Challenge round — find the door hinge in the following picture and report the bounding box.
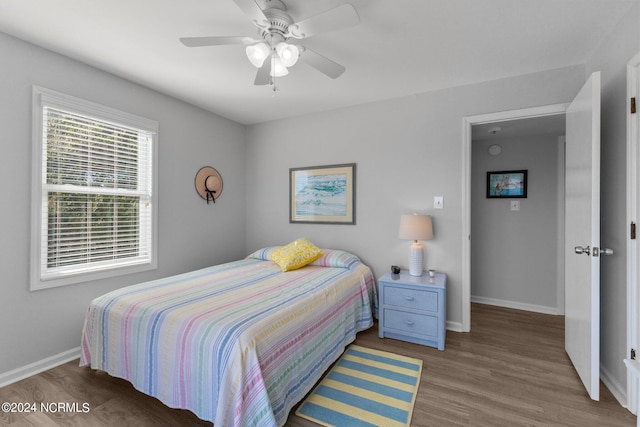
[632,222,637,240]
[632,348,637,360]
[632,97,637,114]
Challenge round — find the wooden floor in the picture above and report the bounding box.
[0,304,636,426]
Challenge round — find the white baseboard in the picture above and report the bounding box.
[446,320,464,333]
[0,347,80,388]
[471,295,560,315]
[601,364,628,408]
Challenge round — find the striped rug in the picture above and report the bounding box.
[295,344,422,427]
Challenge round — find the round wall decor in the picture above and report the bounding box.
[195,166,223,203]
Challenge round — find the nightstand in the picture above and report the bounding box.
[378,270,446,350]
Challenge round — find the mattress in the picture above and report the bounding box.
[79,249,376,426]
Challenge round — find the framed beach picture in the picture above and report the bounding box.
[290,163,356,224]
[487,170,528,198]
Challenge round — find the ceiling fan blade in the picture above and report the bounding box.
[254,56,272,85]
[299,47,345,79]
[232,0,269,28]
[287,4,359,39]
[179,36,257,47]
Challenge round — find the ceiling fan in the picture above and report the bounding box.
[179,0,359,86]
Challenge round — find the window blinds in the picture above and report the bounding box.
[41,107,153,279]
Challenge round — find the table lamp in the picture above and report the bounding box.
[399,213,433,276]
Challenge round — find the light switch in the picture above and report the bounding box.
[510,200,520,211]
[434,196,444,209]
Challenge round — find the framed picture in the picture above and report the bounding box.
[290,163,356,224]
[487,170,528,198]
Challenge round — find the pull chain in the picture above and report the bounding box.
[270,54,278,95]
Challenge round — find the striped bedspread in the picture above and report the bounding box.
[79,254,376,427]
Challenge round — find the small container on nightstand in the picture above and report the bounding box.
[378,270,446,350]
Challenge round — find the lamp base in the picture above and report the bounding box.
[408,241,424,276]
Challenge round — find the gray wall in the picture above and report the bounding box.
[586,3,640,398]
[0,32,247,374]
[245,65,585,331]
[471,135,562,313]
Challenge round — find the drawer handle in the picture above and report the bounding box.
[405,320,414,326]
[404,296,415,301]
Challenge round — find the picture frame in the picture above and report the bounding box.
[290,163,356,224]
[487,170,528,198]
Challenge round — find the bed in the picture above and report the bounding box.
[79,246,377,427]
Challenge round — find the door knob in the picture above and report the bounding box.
[574,246,614,256]
[574,245,590,255]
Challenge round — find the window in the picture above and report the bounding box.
[31,87,157,290]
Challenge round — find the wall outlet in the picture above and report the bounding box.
[510,200,520,211]
[434,196,444,209]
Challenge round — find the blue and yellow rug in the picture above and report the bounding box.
[295,344,423,427]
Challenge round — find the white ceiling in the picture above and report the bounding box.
[472,114,567,141]
[0,0,635,125]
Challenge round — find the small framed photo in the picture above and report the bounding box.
[290,163,356,224]
[487,170,528,198]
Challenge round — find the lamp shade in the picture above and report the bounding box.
[275,42,299,67]
[246,42,270,68]
[270,56,289,77]
[399,214,433,241]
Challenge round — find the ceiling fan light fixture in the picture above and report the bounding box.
[246,42,270,67]
[180,2,359,86]
[275,42,299,67]
[270,56,289,77]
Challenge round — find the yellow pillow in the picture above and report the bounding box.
[270,238,323,272]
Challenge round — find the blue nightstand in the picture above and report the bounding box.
[378,270,446,350]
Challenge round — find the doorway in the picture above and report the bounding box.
[461,103,569,332]
[463,74,606,404]
[470,115,566,315]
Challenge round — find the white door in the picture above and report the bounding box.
[565,71,601,401]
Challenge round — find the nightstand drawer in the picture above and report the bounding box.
[383,286,438,312]
[383,308,438,337]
